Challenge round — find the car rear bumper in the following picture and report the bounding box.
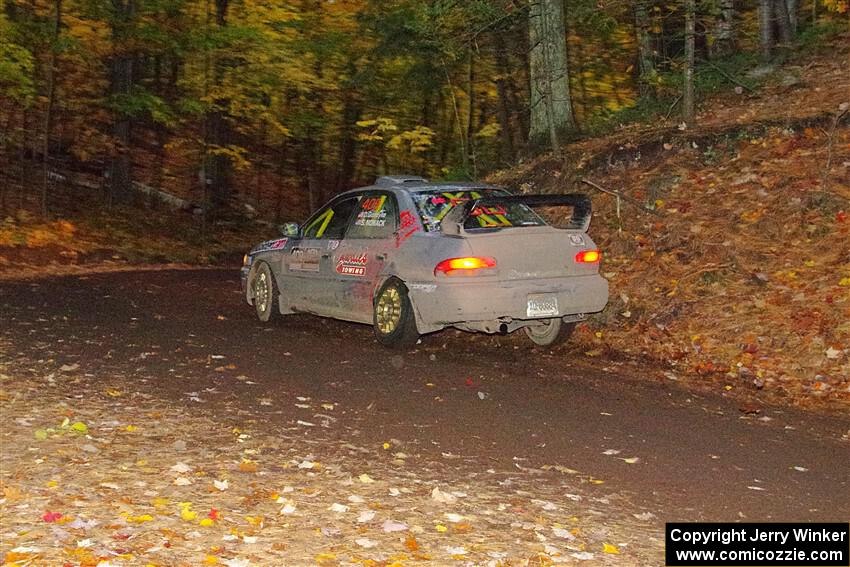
[408,274,609,333]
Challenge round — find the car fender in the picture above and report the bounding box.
[245,254,281,305]
[371,272,429,335]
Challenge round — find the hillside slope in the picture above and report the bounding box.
[490,36,850,409]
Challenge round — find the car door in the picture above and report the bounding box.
[333,191,399,322]
[285,196,359,316]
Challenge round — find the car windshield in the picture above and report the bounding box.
[411,189,546,232]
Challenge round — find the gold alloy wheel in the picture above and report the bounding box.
[254,270,269,314]
[376,286,402,334]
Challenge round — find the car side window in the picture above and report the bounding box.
[302,197,359,239]
[345,193,397,239]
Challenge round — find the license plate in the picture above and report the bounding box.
[527,294,559,317]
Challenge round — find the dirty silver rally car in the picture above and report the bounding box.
[241,176,608,348]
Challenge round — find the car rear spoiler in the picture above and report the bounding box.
[441,193,592,236]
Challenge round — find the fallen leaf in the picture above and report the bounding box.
[382,519,408,532]
[430,486,457,504]
[170,462,191,473]
[603,543,620,554]
[356,510,375,523]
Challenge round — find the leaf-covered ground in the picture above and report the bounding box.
[0,363,661,566]
[490,39,850,410]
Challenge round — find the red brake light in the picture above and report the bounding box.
[435,256,496,275]
[575,249,601,263]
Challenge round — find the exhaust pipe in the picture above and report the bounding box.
[499,323,508,335]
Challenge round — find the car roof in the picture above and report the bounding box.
[336,176,497,198]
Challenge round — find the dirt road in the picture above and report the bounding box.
[1,268,848,566]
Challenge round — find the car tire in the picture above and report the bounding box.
[251,262,279,322]
[373,278,419,348]
[524,318,575,347]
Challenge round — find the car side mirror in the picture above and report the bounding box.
[280,222,301,238]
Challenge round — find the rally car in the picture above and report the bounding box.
[241,176,608,348]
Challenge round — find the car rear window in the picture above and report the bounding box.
[411,189,546,232]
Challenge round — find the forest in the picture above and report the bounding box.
[1,0,846,223]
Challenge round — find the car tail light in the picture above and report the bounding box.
[575,249,601,263]
[435,256,496,276]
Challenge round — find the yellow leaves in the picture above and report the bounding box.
[127,514,154,523]
[603,543,621,554]
[245,515,264,527]
[199,518,215,527]
[208,144,251,171]
[435,523,448,532]
[475,122,501,139]
[358,473,375,484]
[180,503,198,522]
[356,117,398,142]
[740,209,765,223]
[839,277,850,286]
[2,550,42,565]
[823,0,848,12]
[203,555,219,565]
[152,497,170,508]
[386,126,435,154]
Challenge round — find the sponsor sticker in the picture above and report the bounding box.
[254,238,288,253]
[335,252,368,277]
[396,210,419,246]
[289,247,321,272]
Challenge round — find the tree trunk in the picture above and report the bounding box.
[773,0,793,45]
[466,48,476,177]
[205,0,232,213]
[633,0,656,97]
[785,0,798,35]
[713,0,736,58]
[528,0,575,150]
[759,0,774,61]
[41,0,62,217]
[18,110,29,210]
[336,60,361,192]
[683,0,696,126]
[109,0,135,204]
[493,34,516,165]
